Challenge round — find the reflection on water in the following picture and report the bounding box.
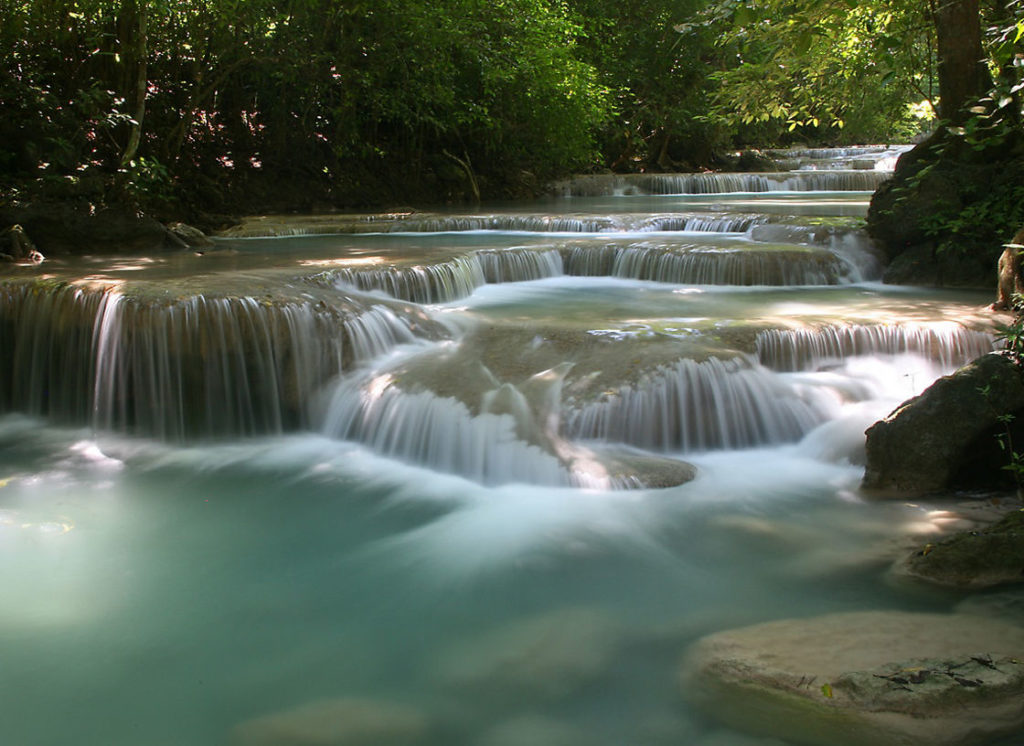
[0,148,1017,745]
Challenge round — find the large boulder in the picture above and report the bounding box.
[862,352,1024,495]
[682,610,1024,746]
[894,509,1024,589]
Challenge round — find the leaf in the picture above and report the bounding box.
[821,683,834,698]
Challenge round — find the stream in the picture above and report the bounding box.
[0,145,1012,745]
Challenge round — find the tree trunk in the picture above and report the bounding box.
[120,0,148,168]
[931,0,991,122]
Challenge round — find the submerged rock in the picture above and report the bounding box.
[475,714,593,746]
[435,607,620,702]
[894,510,1024,589]
[862,352,1024,495]
[682,610,1024,746]
[230,697,429,746]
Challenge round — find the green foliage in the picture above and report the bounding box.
[122,157,174,205]
[694,0,937,144]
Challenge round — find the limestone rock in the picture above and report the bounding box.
[436,607,620,702]
[231,697,429,746]
[682,610,1024,746]
[895,510,1024,589]
[862,352,1024,495]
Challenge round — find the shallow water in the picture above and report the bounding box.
[1,149,1017,746]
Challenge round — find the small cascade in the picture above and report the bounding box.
[562,243,841,286]
[755,324,996,372]
[343,305,424,362]
[475,248,564,283]
[0,280,444,439]
[566,356,836,452]
[644,214,766,233]
[553,171,890,197]
[331,255,487,303]
[388,215,620,233]
[749,224,883,281]
[319,373,576,487]
[329,249,565,303]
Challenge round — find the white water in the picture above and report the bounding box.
[0,148,1016,746]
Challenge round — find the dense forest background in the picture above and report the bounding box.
[1,0,1022,247]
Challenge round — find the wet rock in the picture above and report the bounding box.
[230,697,429,746]
[894,510,1024,589]
[0,224,43,264]
[166,221,214,249]
[587,446,697,489]
[862,352,1024,495]
[682,610,1024,746]
[436,607,620,702]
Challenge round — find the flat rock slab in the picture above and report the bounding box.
[682,611,1024,746]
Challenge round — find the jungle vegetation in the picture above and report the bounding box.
[0,0,1021,234]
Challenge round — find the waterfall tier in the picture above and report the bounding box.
[0,280,446,439]
[755,324,995,372]
[566,356,836,452]
[324,241,858,305]
[220,212,769,238]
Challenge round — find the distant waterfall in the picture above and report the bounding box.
[552,171,890,197]
[221,212,767,237]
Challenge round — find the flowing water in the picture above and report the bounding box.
[0,146,1013,745]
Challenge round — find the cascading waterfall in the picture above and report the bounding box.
[566,356,838,452]
[562,243,842,286]
[222,212,768,238]
[755,323,996,372]
[0,280,445,439]
[3,143,1018,746]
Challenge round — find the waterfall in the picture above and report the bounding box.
[320,374,580,487]
[566,356,836,452]
[0,280,445,439]
[562,243,842,286]
[755,324,996,372]
[552,171,890,197]
[475,248,565,283]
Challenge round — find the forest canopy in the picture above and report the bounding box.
[1,0,1021,220]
